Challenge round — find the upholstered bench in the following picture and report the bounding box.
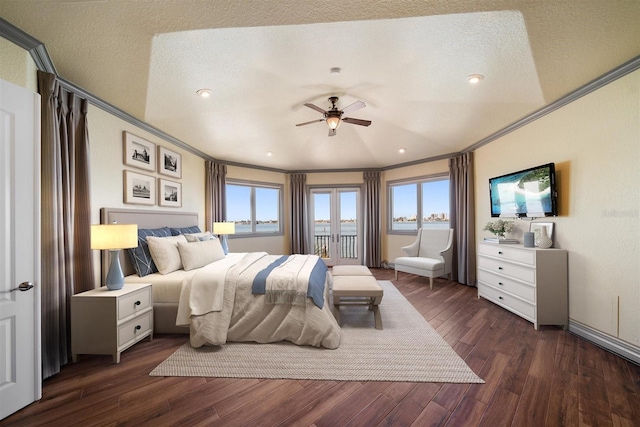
[332,267,383,330]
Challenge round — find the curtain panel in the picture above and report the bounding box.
[38,70,94,379]
[205,161,227,231]
[289,173,308,254]
[363,171,381,268]
[449,152,476,286]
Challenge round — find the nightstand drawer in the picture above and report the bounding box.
[118,310,152,347]
[478,244,535,266]
[478,256,535,284]
[478,269,535,303]
[478,283,535,321]
[118,287,151,321]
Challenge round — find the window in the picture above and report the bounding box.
[388,175,450,233]
[226,181,283,236]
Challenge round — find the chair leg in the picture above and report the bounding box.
[395,270,398,280]
[429,277,433,290]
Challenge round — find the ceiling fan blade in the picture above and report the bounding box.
[341,100,366,114]
[304,103,327,114]
[328,129,336,137]
[342,117,372,127]
[295,119,324,127]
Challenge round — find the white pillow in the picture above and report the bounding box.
[146,235,187,275]
[184,231,216,242]
[178,238,225,271]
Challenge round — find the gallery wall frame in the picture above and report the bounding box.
[158,146,182,179]
[123,131,156,172]
[158,178,182,208]
[123,170,156,205]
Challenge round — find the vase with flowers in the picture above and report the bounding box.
[483,219,516,239]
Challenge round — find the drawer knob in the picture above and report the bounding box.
[498,267,503,270]
[134,301,141,306]
[498,296,503,300]
[498,251,503,255]
[135,325,141,331]
[498,282,504,286]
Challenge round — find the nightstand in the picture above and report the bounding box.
[71,283,153,363]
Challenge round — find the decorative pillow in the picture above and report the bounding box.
[170,225,201,236]
[184,231,216,242]
[126,227,172,277]
[146,235,188,275]
[177,238,225,271]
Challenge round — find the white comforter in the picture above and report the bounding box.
[176,252,341,349]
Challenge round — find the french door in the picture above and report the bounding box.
[309,187,361,266]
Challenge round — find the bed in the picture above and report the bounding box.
[100,208,341,349]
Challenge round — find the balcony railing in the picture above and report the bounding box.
[313,234,357,259]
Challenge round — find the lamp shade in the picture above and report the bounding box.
[213,222,236,235]
[326,115,341,130]
[90,224,138,250]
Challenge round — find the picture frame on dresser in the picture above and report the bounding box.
[123,131,156,172]
[123,170,156,205]
[529,222,554,240]
[158,178,182,208]
[158,146,181,179]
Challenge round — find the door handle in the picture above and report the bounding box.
[10,282,34,292]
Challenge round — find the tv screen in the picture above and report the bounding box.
[489,163,557,218]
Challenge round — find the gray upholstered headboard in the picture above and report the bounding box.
[100,207,199,279]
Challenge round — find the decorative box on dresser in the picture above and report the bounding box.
[477,242,568,330]
[71,283,153,363]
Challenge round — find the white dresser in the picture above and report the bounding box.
[477,242,568,330]
[71,283,153,363]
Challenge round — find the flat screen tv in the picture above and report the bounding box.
[489,163,558,218]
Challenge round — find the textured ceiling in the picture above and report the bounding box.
[1,0,639,170]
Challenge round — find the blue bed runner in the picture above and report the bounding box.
[251,255,327,308]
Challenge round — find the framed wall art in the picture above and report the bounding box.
[158,178,182,208]
[123,170,156,205]
[123,131,156,172]
[158,146,182,179]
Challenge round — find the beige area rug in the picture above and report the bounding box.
[150,281,483,383]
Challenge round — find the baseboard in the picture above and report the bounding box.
[569,320,640,365]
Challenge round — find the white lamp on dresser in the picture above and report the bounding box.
[213,221,235,255]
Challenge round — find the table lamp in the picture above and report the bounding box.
[91,224,138,290]
[213,222,235,255]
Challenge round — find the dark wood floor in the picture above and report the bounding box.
[3,268,639,426]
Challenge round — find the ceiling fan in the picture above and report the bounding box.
[295,96,371,137]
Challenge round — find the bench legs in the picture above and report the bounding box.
[333,295,383,330]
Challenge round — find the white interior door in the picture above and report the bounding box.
[0,78,42,420]
[310,188,361,266]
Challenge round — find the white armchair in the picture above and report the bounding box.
[394,228,454,290]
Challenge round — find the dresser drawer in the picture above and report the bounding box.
[118,310,152,347]
[477,269,535,303]
[478,243,535,266]
[478,283,535,321]
[118,287,152,321]
[478,256,535,284]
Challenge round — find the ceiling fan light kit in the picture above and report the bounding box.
[296,96,371,137]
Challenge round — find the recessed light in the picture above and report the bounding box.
[467,74,484,84]
[265,151,273,157]
[399,147,407,154]
[330,67,341,75]
[196,89,212,98]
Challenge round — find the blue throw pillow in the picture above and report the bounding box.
[170,225,201,236]
[127,227,172,277]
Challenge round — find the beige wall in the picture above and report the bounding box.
[0,37,37,92]
[474,69,640,347]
